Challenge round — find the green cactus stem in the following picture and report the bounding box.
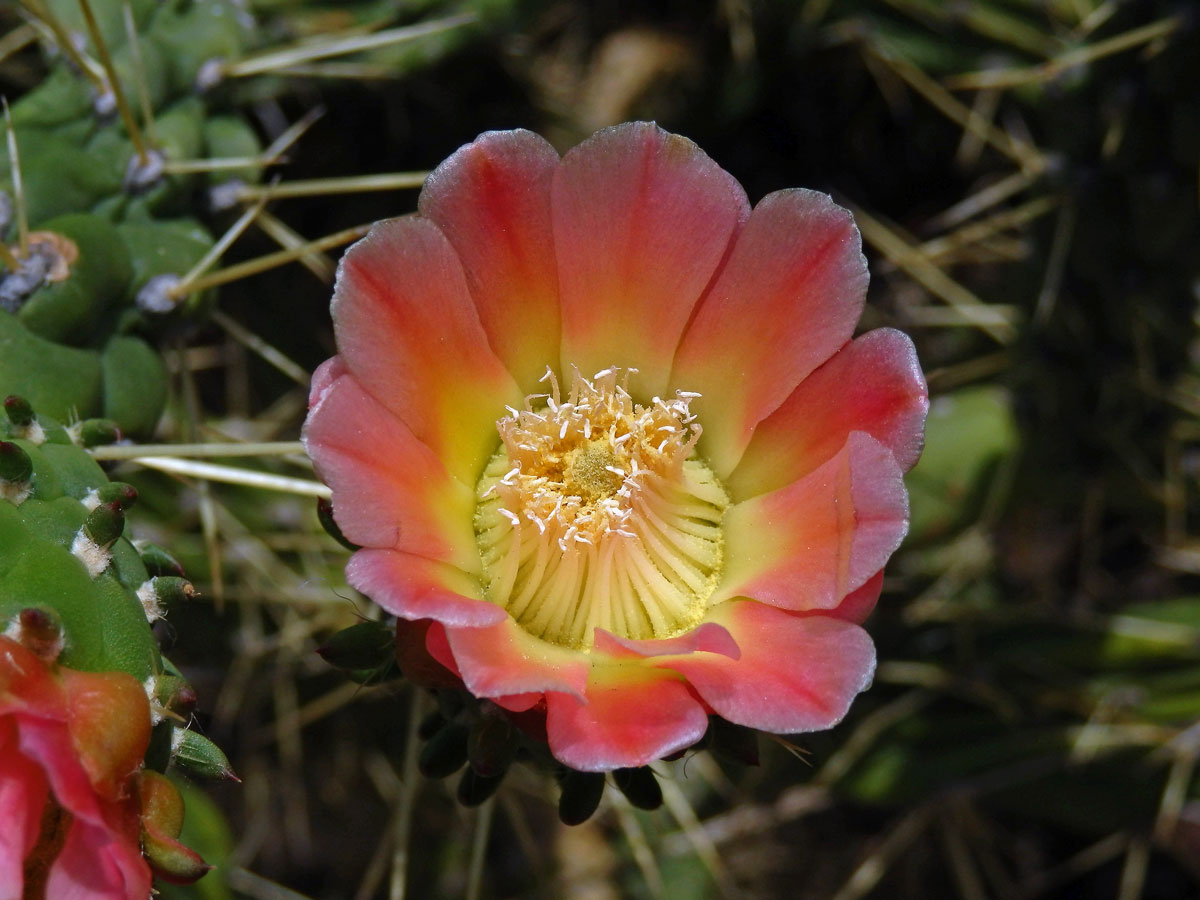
[170,729,238,782]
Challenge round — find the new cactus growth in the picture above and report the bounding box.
[0,0,251,435]
[0,395,229,893]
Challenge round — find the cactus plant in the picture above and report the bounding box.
[0,394,232,893]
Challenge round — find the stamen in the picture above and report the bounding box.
[474,366,728,649]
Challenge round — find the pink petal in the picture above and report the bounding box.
[16,717,104,825]
[553,122,749,399]
[726,329,927,499]
[308,356,346,407]
[671,189,869,476]
[444,618,590,700]
[44,817,150,900]
[60,670,149,804]
[304,370,479,571]
[331,215,523,482]
[1,637,66,717]
[592,622,740,660]
[661,601,875,733]
[347,549,506,628]
[492,693,542,712]
[714,431,908,611]
[545,665,709,771]
[396,620,464,689]
[421,621,461,678]
[419,130,562,394]
[823,569,884,625]
[0,724,46,900]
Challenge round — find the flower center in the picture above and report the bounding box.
[474,367,729,649]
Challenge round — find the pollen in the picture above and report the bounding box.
[474,367,729,649]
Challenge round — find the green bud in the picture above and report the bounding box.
[156,576,196,603]
[419,710,448,741]
[15,606,64,661]
[317,497,360,550]
[0,440,33,483]
[468,712,516,778]
[418,722,469,779]
[137,542,185,577]
[76,418,123,448]
[142,832,212,886]
[82,500,125,547]
[457,767,505,807]
[708,717,760,767]
[4,395,34,427]
[612,767,662,811]
[171,729,239,782]
[138,770,213,885]
[435,689,468,722]
[153,675,198,718]
[316,620,395,671]
[97,481,138,509]
[557,770,606,826]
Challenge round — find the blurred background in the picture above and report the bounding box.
[3,1,1199,898]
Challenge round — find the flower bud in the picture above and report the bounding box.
[0,439,32,483]
[153,674,198,718]
[73,501,125,576]
[557,770,605,826]
[136,576,195,622]
[3,394,34,427]
[137,541,186,577]
[457,767,505,807]
[419,710,447,741]
[467,711,517,778]
[137,771,212,885]
[75,418,123,447]
[13,606,64,661]
[317,620,395,671]
[82,500,125,547]
[2,395,44,444]
[708,717,760,767]
[97,481,138,509]
[171,728,239,782]
[394,619,462,690]
[612,766,662,811]
[418,721,470,779]
[317,497,360,550]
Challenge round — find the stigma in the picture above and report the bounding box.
[474,367,729,649]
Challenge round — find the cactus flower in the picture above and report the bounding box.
[0,635,152,900]
[305,123,928,771]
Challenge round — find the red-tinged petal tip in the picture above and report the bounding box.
[330,215,523,483]
[347,549,506,628]
[420,129,562,394]
[308,356,347,409]
[715,431,909,612]
[823,569,885,625]
[727,328,929,500]
[304,370,479,571]
[545,665,709,771]
[661,601,876,734]
[673,188,869,477]
[444,618,590,701]
[553,121,749,399]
